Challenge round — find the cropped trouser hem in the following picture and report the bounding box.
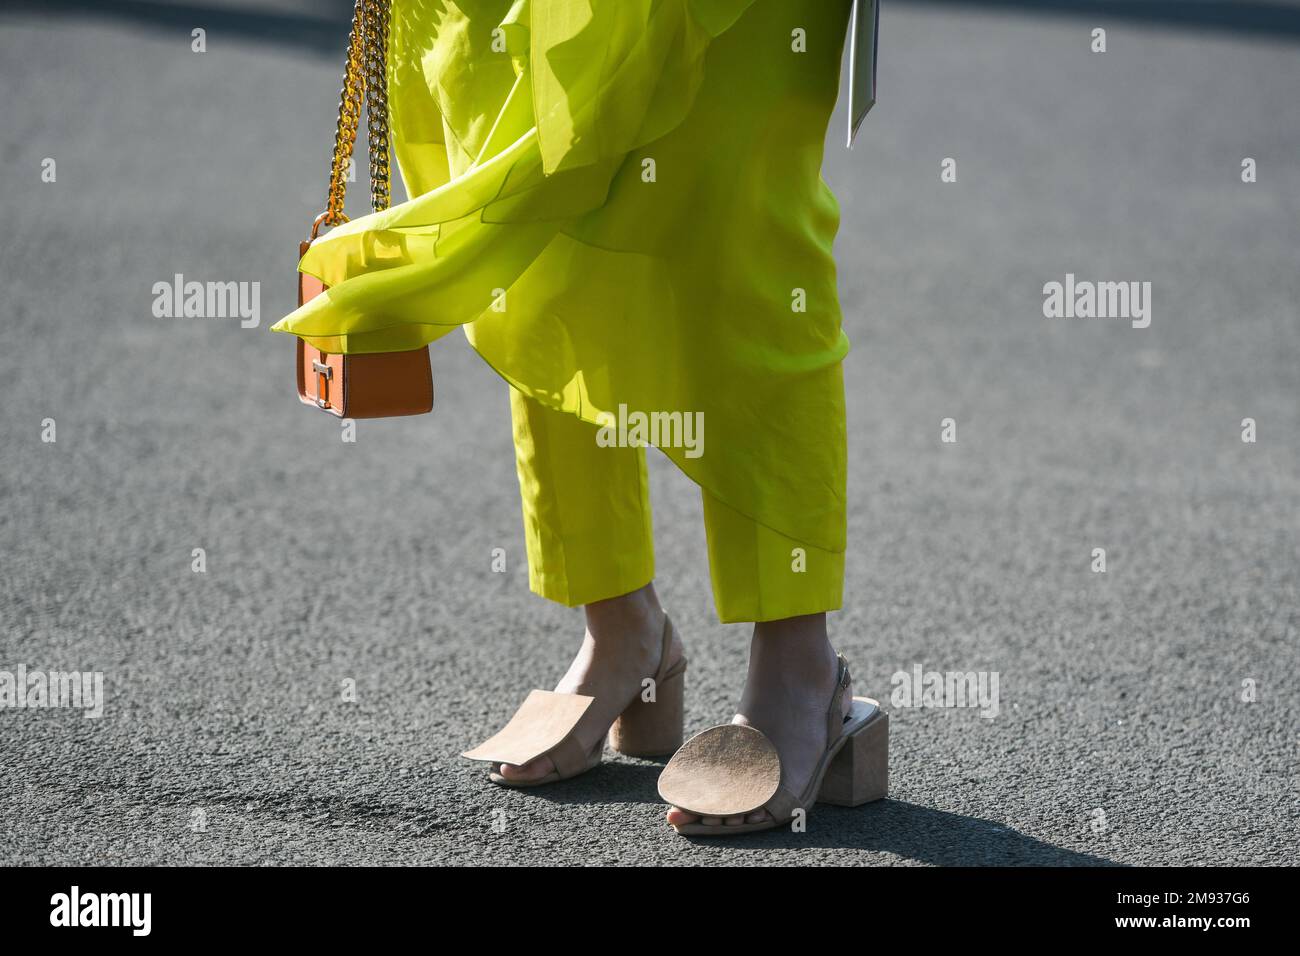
[510,389,843,623]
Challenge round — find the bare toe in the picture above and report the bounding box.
[666,806,697,827]
[496,756,555,783]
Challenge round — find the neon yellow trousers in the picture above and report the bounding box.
[509,389,844,624]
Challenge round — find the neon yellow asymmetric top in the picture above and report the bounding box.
[273,0,855,556]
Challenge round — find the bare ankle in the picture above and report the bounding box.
[750,614,836,682]
[584,582,664,640]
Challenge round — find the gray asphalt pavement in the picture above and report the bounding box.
[1,0,1297,866]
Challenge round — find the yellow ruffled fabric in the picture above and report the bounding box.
[273,0,852,554]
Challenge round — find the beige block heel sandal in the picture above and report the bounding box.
[657,654,887,835]
[462,617,687,787]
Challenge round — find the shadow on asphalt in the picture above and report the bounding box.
[5,0,1300,53]
[499,759,672,806]
[683,800,1120,864]
[502,763,1117,864]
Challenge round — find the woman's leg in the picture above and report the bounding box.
[666,490,848,826]
[509,387,655,609]
[499,390,684,782]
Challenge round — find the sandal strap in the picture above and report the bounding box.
[825,654,851,746]
[462,689,595,770]
[660,654,859,828]
[764,784,801,824]
[465,618,680,778]
[548,732,598,779]
[764,658,852,822]
[654,615,686,682]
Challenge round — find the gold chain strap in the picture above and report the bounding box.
[320,0,390,231]
[363,0,391,214]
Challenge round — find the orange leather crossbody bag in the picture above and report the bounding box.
[294,0,432,419]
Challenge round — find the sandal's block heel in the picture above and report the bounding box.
[818,709,889,807]
[609,662,686,758]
